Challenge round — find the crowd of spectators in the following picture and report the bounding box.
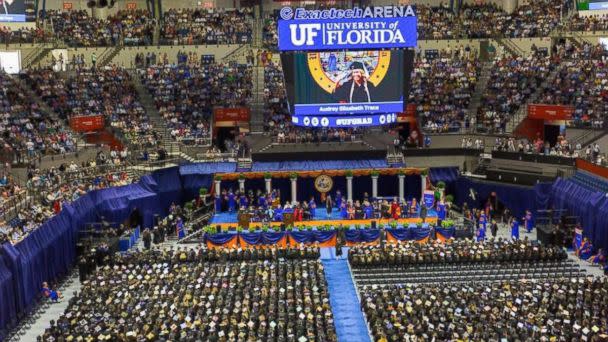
[160,8,252,45]
[40,247,337,341]
[475,52,555,133]
[492,134,582,157]
[0,26,51,44]
[46,9,155,47]
[262,1,569,46]
[539,43,608,128]
[362,277,608,341]
[262,16,278,48]
[418,0,568,39]
[563,13,608,32]
[349,238,566,267]
[0,150,134,245]
[0,71,76,161]
[27,66,156,147]
[410,48,480,133]
[140,61,252,144]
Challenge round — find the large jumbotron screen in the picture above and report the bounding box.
[277,6,417,127]
[281,49,414,127]
[0,0,35,22]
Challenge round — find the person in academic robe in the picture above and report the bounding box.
[309,197,316,219]
[239,193,248,209]
[590,248,605,264]
[578,237,594,260]
[510,217,520,240]
[228,190,236,212]
[490,219,498,237]
[341,201,348,219]
[523,210,534,233]
[476,223,486,242]
[437,199,446,224]
[420,201,428,223]
[175,216,185,239]
[390,198,400,220]
[258,193,267,209]
[325,195,333,218]
[335,190,342,209]
[410,198,418,217]
[363,200,373,219]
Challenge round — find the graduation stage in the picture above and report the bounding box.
[209,207,438,230]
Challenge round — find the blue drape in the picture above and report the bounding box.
[239,232,287,245]
[206,233,237,245]
[0,254,16,337]
[344,229,380,243]
[455,177,552,219]
[435,226,456,239]
[552,178,606,248]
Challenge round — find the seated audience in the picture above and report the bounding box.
[141,60,252,145]
[476,52,555,133]
[361,278,608,340]
[39,247,337,341]
[409,49,480,133]
[349,238,566,267]
[161,8,253,45]
[46,9,154,47]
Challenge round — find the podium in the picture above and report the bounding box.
[238,213,251,229]
[283,213,294,227]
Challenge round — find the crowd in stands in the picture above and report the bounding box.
[262,1,570,46]
[140,59,252,144]
[493,135,580,157]
[0,72,76,161]
[362,277,608,341]
[27,66,157,147]
[46,9,154,47]
[349,238,566,267]
[160,8,252,45]
[410,48,480,133]
[0,26,50,44]
[262,16,278,48]
[40,247,337,341]
[418,1,569,39]
[539,43,608,128]
[0,150,133,245]
[475,51,555,133]
[564,13,608,32]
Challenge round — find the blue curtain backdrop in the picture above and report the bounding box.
[0,255,16,339]
[551,178,607,248]
[455,177,552,219]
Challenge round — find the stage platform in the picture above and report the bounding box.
[210,208,438,230]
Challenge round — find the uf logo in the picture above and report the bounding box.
[289,24,321,46]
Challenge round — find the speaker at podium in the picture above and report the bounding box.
[283,212,294,227]
[238,213,251,229]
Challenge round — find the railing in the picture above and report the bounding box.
[491,150,577,166]
[0,190,30,223]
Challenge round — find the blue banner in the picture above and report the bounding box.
[277,7,417,51]
[291,113,398,127]
[294,101,403,116]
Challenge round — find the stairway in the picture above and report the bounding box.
[98,46,122,67]
[249,65,266,133]
[494,37,524,57]
[466,60,494,131]
[22,46,53,69]
[129,70,177,154]
[322,260,371,342]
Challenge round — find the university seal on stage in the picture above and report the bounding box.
[314,174,334,193]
